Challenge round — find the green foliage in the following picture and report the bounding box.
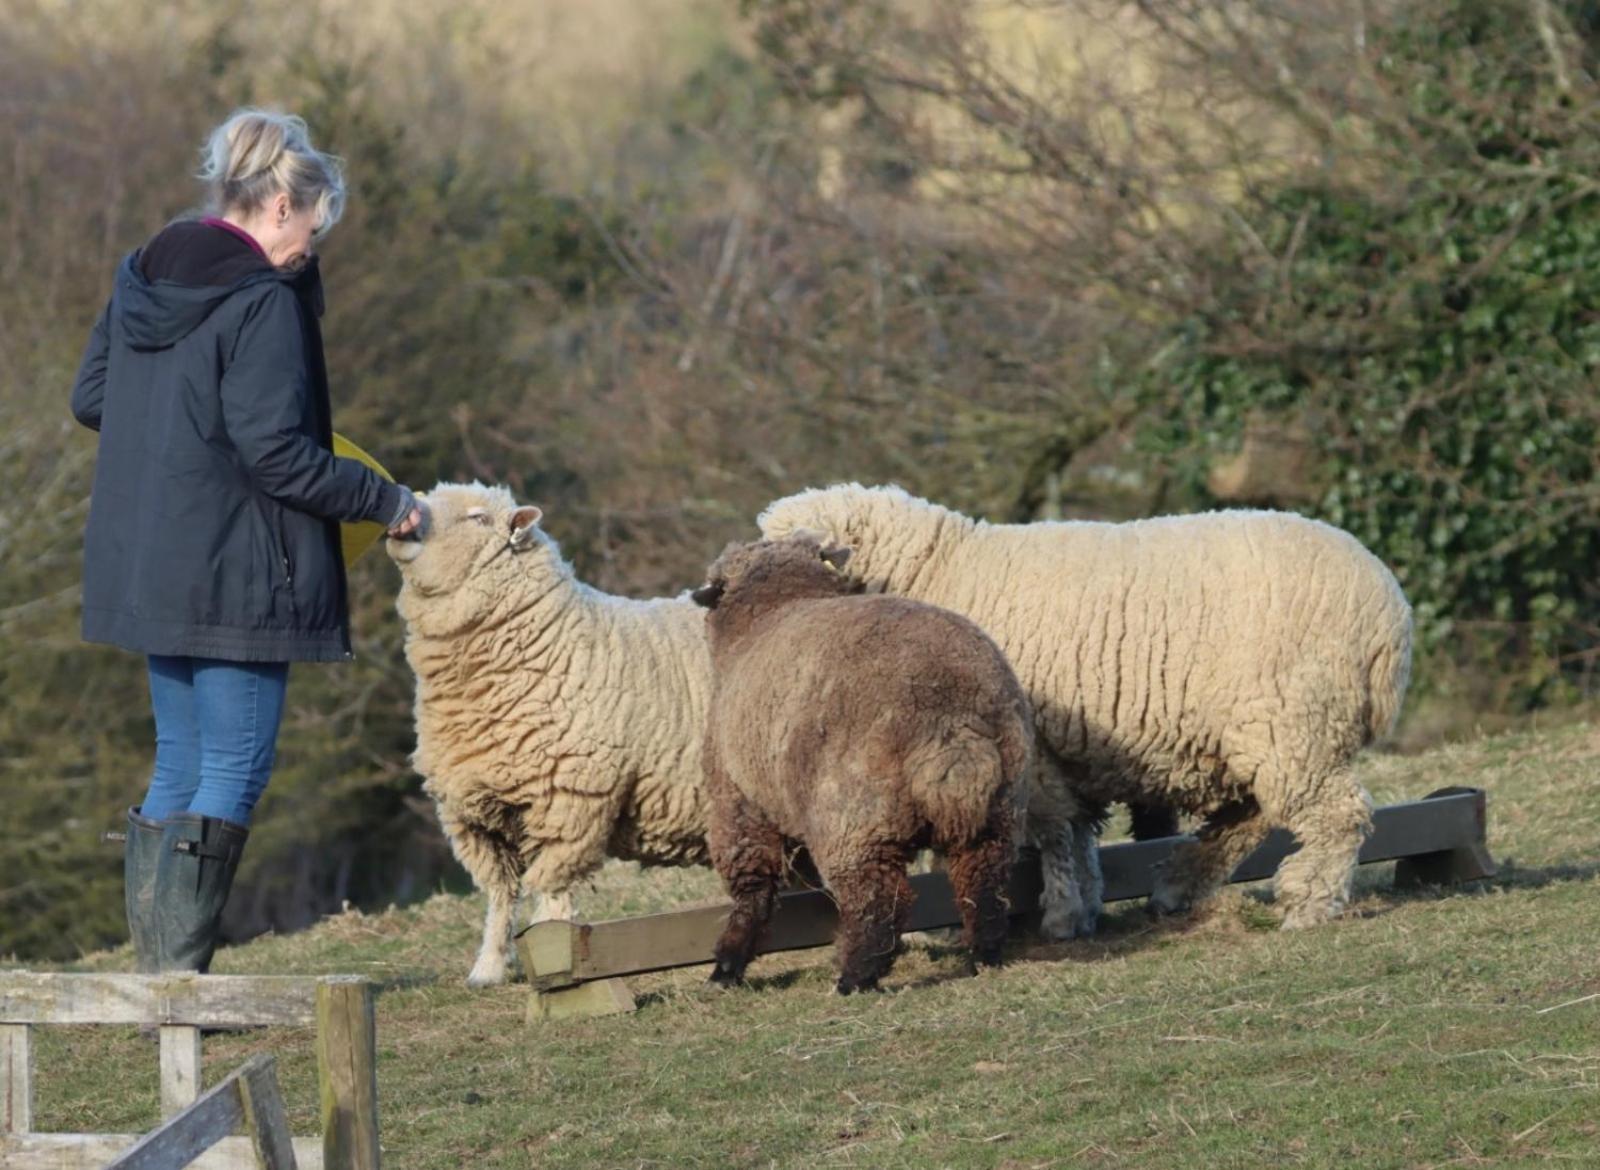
[1134,2,1599,699]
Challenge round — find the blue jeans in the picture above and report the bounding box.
[140,655,289,827]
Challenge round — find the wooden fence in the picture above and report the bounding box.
[105,1054,295,1170]
[0,974,379,1170]
[520,786,1496,1020]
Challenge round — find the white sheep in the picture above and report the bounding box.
[759,485,1413,931]
[389,483,712,985]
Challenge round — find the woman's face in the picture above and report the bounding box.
[246,192,320,269]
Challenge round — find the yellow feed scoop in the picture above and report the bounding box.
[332,431,395,568]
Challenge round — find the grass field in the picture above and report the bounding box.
[15,716,1600,1168]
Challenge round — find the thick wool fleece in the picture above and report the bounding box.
[758,486,1414,929]
[391,483,711,985]
[699,537,1031,991]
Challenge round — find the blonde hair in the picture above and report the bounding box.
[199,108,346,238]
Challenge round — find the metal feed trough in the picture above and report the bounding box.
[518,787,1495,1021]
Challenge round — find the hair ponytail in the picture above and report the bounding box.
[199,108,346,238]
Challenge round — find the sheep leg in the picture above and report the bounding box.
[1148,798,1268,918]
[706,792,784,986]
[1032,816,1090,941]
[440,815,525,988]
[942,829,1016,971]
[468,887,520,988]
[1025,747,1099,940]
[823,846,914,995]
[514,787,629,936]
[530,889,576,924]
[1068,819,1104,936]
[1271,772,1373,929]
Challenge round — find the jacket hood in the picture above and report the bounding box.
[112,250,323,350]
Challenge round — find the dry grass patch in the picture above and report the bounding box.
[14,719,1599,1168]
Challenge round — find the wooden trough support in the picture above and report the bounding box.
[520,786,1495,1021]
[0,973,380,1170]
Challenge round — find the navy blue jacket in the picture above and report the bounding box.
[71,221,403,662]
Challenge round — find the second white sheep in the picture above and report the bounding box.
[760,485,1413,933]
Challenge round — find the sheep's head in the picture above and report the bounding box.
[387,482,547,613]
[693,532,854,612]
[756,483,932,591]
[756,484,873,549]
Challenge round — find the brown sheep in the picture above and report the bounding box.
[692,534,1032,994]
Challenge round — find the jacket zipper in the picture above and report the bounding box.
[272,508,300,621]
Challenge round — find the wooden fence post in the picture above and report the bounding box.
[315,976,380,1170]
[159,1025,203,1118]
[2,1022,31,1135]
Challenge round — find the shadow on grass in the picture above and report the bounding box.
[1364,856,1600,913]
[607,853,1600,1008]
[1477,856,1600,891]
[1090,851,1600,939]
[369,970,444,995]
[741,968,815,994]
[674,901,1272,1000]
[633,966,815,1008]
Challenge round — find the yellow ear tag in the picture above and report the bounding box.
[332,431,395,568]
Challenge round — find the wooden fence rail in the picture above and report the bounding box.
[105,1054,296,1170]
[520,786,1496,1021]
[0,974,379,1170]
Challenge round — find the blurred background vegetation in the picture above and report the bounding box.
[2,0,1595,961]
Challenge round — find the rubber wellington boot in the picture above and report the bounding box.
[123,807,166,973]
[153,813,249,973]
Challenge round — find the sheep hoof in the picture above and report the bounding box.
[1039,907,1097,942]
[1279,903,1339,930]
[835,974,881,996]
[1145,887,1191,920]
[960,951,1003,977]
[708,963,746,988]
[1037,914,1072,942]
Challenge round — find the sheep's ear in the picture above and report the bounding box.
[819,544,852,571]
[691,581,725,609]
[508,505,543,548]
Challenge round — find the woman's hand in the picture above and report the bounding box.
[386,487,427,540]
[388,506,424,539]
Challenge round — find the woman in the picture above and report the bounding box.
[70,108,423,973]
